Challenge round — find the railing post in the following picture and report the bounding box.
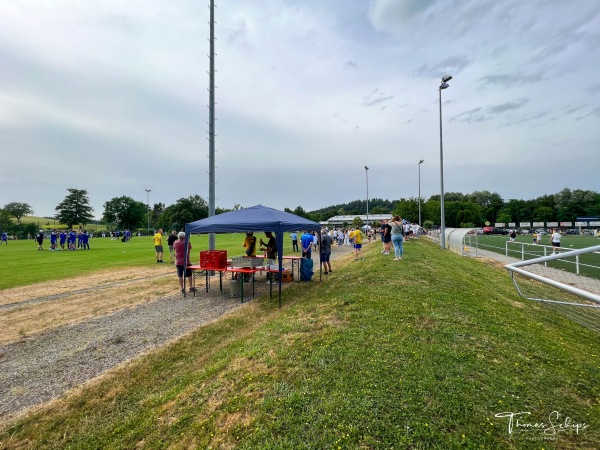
[576,255,580,275]
[544,246,548,266]
[522,243,525,260]
[505,241,508,257]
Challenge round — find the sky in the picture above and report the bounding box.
[1,0,599,220]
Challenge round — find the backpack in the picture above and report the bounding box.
[300,258,314,281]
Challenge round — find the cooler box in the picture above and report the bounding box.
[200,250,227,269]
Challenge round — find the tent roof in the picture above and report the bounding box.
[184,204,321,234]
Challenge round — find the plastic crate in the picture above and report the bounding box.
[200,250,227,269]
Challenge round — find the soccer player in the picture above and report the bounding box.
[154,229,164,263]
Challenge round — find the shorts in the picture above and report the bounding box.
[383,236,392,243]
[176,265,192,277]
[354,243,362,249]
[168,245,174,253]
[552,242,560,247]
[155,245,164,252]
[320,253,330,262]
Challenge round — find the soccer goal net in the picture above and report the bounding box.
[505,245,600,333]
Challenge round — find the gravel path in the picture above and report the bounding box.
[0,244,356,424]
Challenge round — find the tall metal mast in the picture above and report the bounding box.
[208,0,216,250]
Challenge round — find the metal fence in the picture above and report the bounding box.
[504,245,600,333]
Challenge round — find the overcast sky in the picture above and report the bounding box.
[1,0,599,219]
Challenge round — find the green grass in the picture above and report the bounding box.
[1,239,598,449]
[0,233,298,290]
[467,235,600,279]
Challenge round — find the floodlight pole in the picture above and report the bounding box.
[365,166,369,229]
[439,75,452,250]
[418,160,424,227]
[145,189,151,236]
[207,0,216,250]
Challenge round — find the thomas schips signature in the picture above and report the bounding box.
[495,411,588,436]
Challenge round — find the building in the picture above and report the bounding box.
[321,214,392,229]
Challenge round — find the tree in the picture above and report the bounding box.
[0,209,13,231]
[102,196,147,230]
[158,195,208,231]
[3,202,33,224]
[55,188,94,228]
[352,216,363,228]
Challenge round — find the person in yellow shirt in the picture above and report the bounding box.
[243,231,257,257]
[153,228,164,263]
[353,226,364,261]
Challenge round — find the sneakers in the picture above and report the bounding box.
[180,289,185,294]
[324,271,328,275]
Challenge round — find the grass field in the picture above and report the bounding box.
[0,233,299,290]
[467,234,600,279]
[1,238,598,449]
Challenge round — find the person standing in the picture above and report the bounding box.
[260,231,278,283]
[49,230,57,251]
[382,219,392,255]
[353,226,364,261]
[59,231,66,250]
[320,230,332,274]
[167,230,178,263]
[68,229,77,251]
[301,230,313,258]
[36,230,44,250]
[260,232,278,266]
[290,231,299,252]
[154,228,164,263]
[81,230,90,250]
[390,215,404,260]
[173,231,192,294]
[549,228,561,254]
[243,231,257,257]
[1,231,8,245]
[509,229,517,242]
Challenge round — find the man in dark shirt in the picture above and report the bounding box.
[320,230,332,274]
[167,230,178,263]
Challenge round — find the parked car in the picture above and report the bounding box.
[482,226,509,235]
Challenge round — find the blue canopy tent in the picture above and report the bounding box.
[183,205,321,307]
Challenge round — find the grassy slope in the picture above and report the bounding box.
[1,240,598,449]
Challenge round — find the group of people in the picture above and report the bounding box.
[34,229,90,251]
[164,220,414,294]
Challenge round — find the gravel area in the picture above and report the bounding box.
[0,243,356,425]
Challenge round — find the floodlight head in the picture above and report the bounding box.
[439,82,450,90]
[364,165,369,171]
[442,75,453,82]
[419,159,424,164]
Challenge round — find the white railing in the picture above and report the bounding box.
[504,241,600,275]
[504,245,600,333]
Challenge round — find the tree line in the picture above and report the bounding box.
[2,187,599,238]
[291,188,600,228]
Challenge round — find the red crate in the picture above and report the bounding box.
[200,250,227,269]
